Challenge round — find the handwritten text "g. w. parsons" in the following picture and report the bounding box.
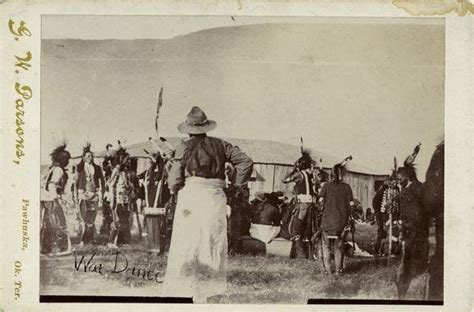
[8,19,32,165]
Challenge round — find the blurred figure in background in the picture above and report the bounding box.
[100,143,115,236]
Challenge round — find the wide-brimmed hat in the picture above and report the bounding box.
[178,106,217,134]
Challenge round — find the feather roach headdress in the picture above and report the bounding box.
[332,155,352,182]
[82,141,92,156]
[404,142,421,168]
[50,142,71,167]
[296,148,314,170]
[112,140,130,170]
[339,155,353,167]
[397,142,421,180]
[295,137,314,170]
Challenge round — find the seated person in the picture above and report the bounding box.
[365,208,375,223]
[249,193,282,243]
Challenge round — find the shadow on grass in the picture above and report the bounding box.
[343,257,399,275]
[228,269,295,286]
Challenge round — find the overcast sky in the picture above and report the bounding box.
[41,16,444,179]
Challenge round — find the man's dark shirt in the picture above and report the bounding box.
[168,136,253,194]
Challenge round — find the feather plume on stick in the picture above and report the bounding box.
[155,85,163,136]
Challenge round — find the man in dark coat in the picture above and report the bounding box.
[396,165,429,299]
[75,143,105,245]
[99,144,114,236]
[107,145,137,247]
[318,164,354,274]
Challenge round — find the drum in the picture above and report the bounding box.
[144,207,166,253]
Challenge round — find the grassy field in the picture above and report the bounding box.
[40,210,430,303]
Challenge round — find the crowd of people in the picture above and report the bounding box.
[40,106,439,302]
[40,141,137,255]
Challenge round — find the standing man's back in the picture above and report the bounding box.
[319,181,353,236]
[318,164,354,274]
[168,135,253,193]
[164,106,253,303]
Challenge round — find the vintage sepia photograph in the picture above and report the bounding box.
[39,15,445,304]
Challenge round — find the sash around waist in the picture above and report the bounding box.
[184,177,226,189]
[296,194,314,203]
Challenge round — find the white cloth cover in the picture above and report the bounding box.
[249,223,281,244]
[265,237,292,257]
[163,177,227,300]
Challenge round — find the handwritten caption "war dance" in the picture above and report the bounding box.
[9,20,32,165]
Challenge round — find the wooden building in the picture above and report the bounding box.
[93,137,388,211]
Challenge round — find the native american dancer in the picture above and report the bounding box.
[318,160,355,274]
[396,143,430,299]
[107,144,137,247]
[40,143,73,256]
[163,106,253,302]
[138,146,172,252]
[75,143,105,245]
[282,150,318,259]
[381,179,401,255]
[373,158,401,257]
[99,144,115,236]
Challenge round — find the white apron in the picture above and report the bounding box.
[163,177,227,299]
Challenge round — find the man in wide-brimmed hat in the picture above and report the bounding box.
[164,106,253,303]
